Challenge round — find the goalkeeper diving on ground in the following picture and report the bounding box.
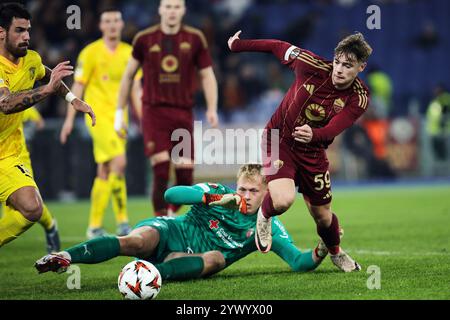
[35,164,333,281]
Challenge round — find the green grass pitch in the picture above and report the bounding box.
[1,184,449,300]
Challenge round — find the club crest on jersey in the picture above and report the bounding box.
[209,219,220,230]
[303,83,315,95]
[29,67,36,80]
[246,228,254,238]
[273,159,284,170]
[305,104,326,122]
[161,55,179,73]
[180,42,191,51]
[333,98,345,113]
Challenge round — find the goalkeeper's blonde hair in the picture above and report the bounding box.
[237,164,266,184]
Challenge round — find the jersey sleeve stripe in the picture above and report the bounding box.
[353,80,368,109]
[284,45,298,61]
[132,25,159,46]
[357,80,368,109]
[183,26,209,48]
[297,56,331,72]
[299,52,332,70]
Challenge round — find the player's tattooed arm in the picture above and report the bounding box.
[0,86,50,114]
[0,61,74,114]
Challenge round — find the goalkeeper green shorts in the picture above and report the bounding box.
[133,217,189,263]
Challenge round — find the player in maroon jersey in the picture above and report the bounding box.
[228,30,373,272]
[115,0,219,217]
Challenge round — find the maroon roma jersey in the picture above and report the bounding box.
[132,24,213,109]
[232,39,370,154]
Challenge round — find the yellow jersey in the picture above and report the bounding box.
[22,106,42,123]
[74,39,140,126]
[0,50,46,160]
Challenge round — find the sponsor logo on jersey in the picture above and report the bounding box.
[305,104,326,122]
[149,44,161,52]
[161,55,179,73]
[209,219,220,230]
[180,42,191,51]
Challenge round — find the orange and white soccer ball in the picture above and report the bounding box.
[118,260,162,300]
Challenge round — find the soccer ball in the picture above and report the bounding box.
[118,260,162,300]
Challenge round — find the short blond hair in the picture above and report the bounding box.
[237,164,266,184]
[335,32,373,63]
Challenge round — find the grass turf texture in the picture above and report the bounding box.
[0,184,449,300]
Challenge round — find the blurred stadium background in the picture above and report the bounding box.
[19,0,450,201]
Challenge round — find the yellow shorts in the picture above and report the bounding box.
[0,156,37,203]
[86,118,126,164]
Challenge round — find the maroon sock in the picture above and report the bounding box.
[175,167,193,186]
[317,213,341,255]
[152,161,170,216]
[166,168,194,213]
[261,192,286,219]
[167,203,181,214]
[154,209,167,217]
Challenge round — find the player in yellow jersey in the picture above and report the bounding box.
[0,3,95,248]
[1,106,61,253]
[60,7,141,239]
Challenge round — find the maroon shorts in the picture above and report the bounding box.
[262,132,332,206]
[141,105,194,160]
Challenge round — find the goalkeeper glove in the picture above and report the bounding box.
[203,193,247,214]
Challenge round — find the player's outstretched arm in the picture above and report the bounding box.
[116,57,141,138]
[228,30,295,62]
[0,61,73,114]
[164,186,205,205]
[60,81,85,144]
[271,237,321,272]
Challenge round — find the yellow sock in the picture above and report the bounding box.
[109,172,128,224]
[0,206,34,247]
[38,204,54,231]
[88,177,111,229]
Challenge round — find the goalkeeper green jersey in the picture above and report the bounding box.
[160,182,312,270]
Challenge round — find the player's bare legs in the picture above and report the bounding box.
[0,187,43,247]
[256,178,296,253]
[150,151,171,217]
[306,201,361,272]
[119,226,160,258]
[7,186,43,222]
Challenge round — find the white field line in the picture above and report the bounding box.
[32,236,450,256]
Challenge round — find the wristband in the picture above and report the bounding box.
[65,92,77,103]
[114,108,124,131]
